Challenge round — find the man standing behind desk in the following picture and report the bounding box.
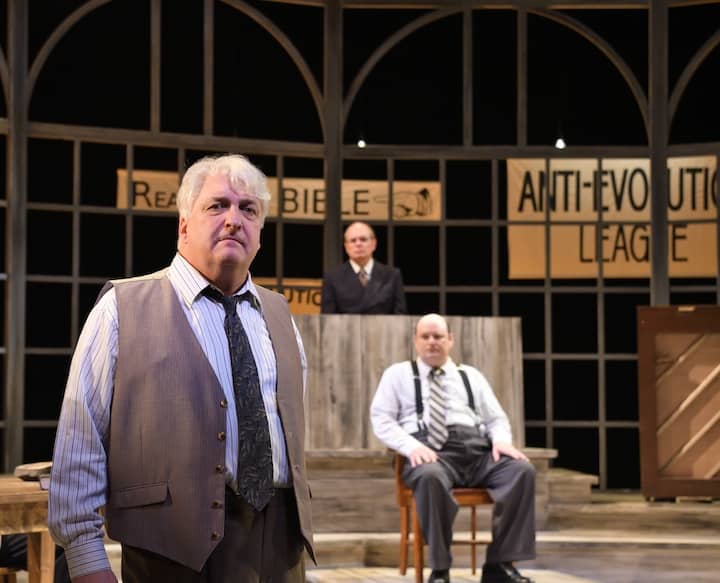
[321,221,407,314]
[48,154,313,583]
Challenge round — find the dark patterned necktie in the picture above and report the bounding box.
[358,268,368,286]
[427,367,449,450]
[204,286,273,510]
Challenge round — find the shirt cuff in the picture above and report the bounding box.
[490,432,513,446]
[398,435,424,458]
[65,537,112,579]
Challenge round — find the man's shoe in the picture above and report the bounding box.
[480,562,534,583]
[428,568,450,583]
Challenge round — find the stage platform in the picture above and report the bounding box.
[12,492,718,583]
[307,567,596,582]
[305,492,720,581]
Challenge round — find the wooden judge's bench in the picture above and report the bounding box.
[294,314,558,532]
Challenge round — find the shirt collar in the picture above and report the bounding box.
[349,258,374,276]
[169,253,263,312]
[416,357,455,378]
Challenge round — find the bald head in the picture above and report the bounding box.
[414,313,454,368]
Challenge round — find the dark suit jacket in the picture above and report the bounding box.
[321,260,407,314]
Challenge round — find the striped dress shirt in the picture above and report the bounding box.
[49,253,306,577]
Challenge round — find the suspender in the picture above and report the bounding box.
[409,360,476,424]
[457,368,475,411]
[410,360,425,430]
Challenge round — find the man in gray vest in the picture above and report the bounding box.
[370,314,535,583]
[49,154,313,582]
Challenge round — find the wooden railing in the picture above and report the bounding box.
[294,314,526,451]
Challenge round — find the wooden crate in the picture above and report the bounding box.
[637,306,720,499]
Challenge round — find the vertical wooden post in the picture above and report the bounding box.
[4,0,29,472]
[649,0,669,305]
[323,0,343,273]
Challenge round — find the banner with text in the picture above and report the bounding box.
[507,156,718,278]
[253,277,322,315]
[116,170,441,221]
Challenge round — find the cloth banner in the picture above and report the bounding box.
[507,156,718,278]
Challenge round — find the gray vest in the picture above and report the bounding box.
[102,272,314,570]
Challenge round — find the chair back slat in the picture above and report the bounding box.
[394,452,412,507]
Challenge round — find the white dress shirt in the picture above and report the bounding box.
[370,357,512,457]
[349,258,374,279]
[48,254,306,577]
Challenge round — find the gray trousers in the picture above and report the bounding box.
[402,425,536,570]
[121,488,305,583]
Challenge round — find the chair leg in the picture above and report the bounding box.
[470,505,477,574]
[412,500,424,583]
[399,504,409,574]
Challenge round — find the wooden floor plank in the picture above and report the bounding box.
[307,567,597,582]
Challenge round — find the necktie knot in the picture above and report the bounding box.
[203,287,259,314]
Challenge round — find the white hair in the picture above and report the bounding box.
[176,154,271,224]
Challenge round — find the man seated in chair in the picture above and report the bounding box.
[370,313,536,583]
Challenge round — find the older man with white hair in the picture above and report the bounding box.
[49,155,313,583]
[370,313,535,583]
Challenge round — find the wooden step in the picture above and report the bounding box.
[306,448,559,532]
[548,468,599,505]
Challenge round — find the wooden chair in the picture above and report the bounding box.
[394,453,493,583]
[0,567,19,583]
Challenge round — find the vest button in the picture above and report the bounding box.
[215,464,225,473]
[217,432,226,441]
[220,399,228,408]
[211,531,220,540]
[212,500,223,509]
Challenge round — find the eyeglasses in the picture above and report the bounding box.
[345,236,373,243]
